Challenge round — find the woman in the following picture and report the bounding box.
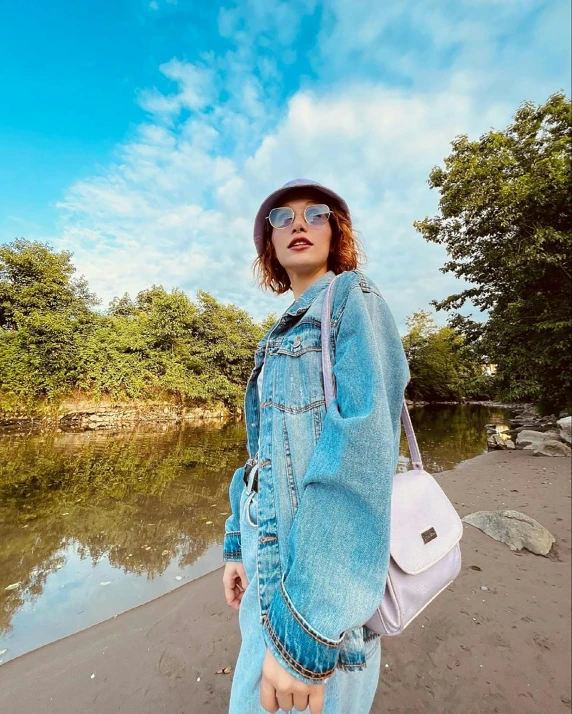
[222,179,410,714]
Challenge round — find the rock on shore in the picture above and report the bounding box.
[557,416,571,445]
[487,404,571,456]
[462,509,556,556]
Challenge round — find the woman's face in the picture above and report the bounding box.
[270,195,333,279]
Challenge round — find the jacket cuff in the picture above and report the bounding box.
[223,531,242,561]
[262,581,342,685]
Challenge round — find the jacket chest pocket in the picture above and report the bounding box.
[273,330,326,412]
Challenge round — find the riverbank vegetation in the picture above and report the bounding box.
[401,310,495,402]
[0,238,494,416]
[0,239,264,414]
[415,93,571,412]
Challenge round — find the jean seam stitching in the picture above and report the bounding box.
[273,399,326,414]
[280,583,342,648]
[265,618,335,681]
[337,661,366,670]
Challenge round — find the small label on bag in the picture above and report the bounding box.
[421,527,437,544]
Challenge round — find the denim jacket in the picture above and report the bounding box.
[223,270,410,684]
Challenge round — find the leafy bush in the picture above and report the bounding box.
[0,241,265,412]
[403,310,496,402]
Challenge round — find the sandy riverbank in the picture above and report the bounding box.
[0,449,570,714]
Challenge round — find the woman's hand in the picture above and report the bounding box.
[260,648,325,713]
[222,561,248,610]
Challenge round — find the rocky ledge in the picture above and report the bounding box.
[0,400,235,432]
[486,404,571,457]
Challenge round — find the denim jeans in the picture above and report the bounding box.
[229,488,381,714]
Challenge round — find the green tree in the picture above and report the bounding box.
[78,288,263,407]
[0,239,97,329]
[260,312,278,332]
[0,240,100,405]
[135,286,198,352]
[194,290,263,385]
[108,293,136,318]
[403,310,490,402]
[415,93,572,410]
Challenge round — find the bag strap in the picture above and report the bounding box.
[320,274,424,471]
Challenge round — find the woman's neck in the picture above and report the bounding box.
[289,266,329,301]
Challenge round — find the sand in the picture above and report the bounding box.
[0,449,570,714]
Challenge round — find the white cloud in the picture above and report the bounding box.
[52,81,506,325]
[314,0,549,81]
[50,0,569,329]
[138,60,215,116]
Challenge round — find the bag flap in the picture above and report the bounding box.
[390,468,463,575]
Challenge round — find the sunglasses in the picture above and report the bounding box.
[267,203,331,230]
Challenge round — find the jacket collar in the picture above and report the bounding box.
[283,270,336,318]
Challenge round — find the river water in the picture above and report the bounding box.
[0,404,510,663]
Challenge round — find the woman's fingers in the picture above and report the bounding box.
[230,587,241,610]
[260,676,279,713]
[236,561,249,591]
[222,569,235,607]
[276,691,294,711]
[260,649,325,713]
[222,563,247,610]
[293,691,310,711]
[308,686,325,714]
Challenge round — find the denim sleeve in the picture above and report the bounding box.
[262,283,410,684]
[223,465,245,562]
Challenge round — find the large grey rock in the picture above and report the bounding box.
[512,424,543,433]
[462,510,555,556]
[533,440,571,457]
[510,418,538,428]
[541,430,561,441]
[557,416,571,446]
[516,429,560,449]
[510,407,539,426]
[487,433,515,450]
[536,422,559,432]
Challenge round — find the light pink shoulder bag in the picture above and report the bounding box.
[321,276,463,636]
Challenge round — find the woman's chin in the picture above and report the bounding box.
[280,254,327,273]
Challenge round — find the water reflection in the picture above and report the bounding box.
[399,404,510,473]
[0,404,510,662]
[0,422,247,661]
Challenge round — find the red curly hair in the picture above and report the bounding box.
[253,190,366,294]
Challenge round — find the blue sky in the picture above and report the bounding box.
[1,0,570,326]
